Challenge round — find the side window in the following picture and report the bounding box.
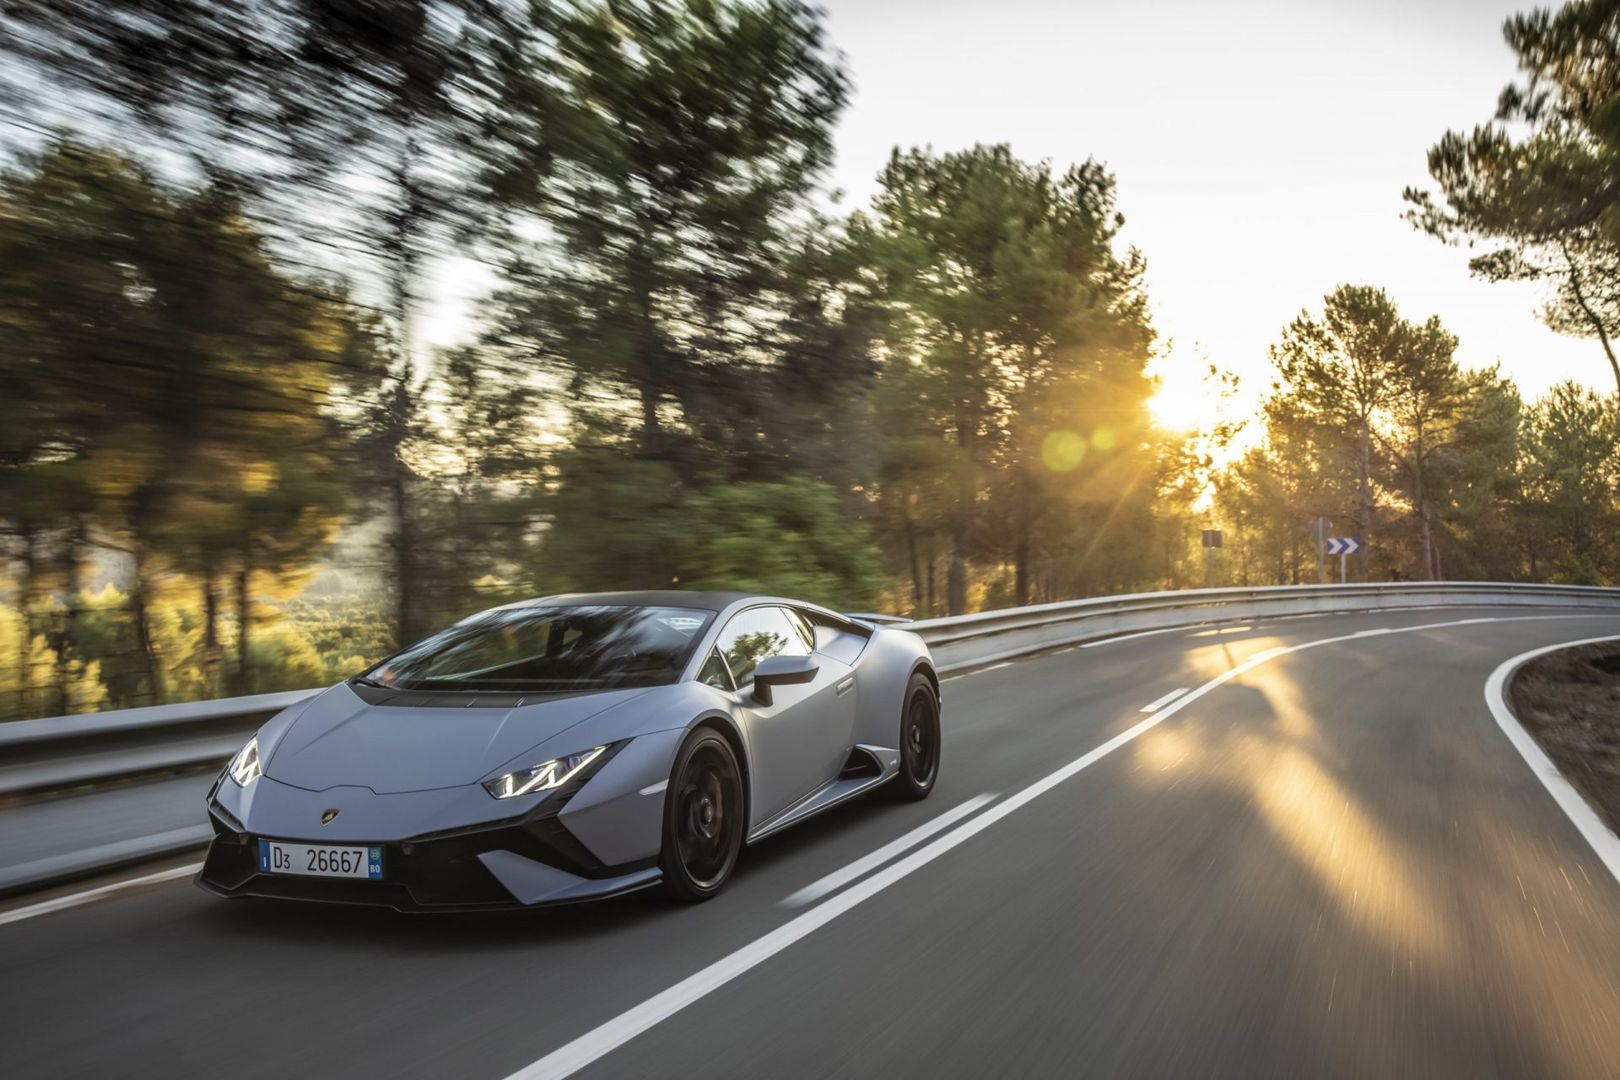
[697,649,734,691]
[717,607,809,687]
[785,608,816,652]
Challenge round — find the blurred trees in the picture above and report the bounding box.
[2,0,1620,724]
[0,141,363,712]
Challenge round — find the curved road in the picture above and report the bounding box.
[5,607,1620,1078]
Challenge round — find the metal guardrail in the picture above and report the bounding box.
[907,581,1620,672]
[5,581,1619,804]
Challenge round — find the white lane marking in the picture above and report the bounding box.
[507,611,1620,1080]
[1140,687,1190,713]
[1080,624,1207,648]
[638,780,668,797]
[779,793,998,908]
[945,660,1013,683]
[0,863,203,927]
[1484,635,1620,888]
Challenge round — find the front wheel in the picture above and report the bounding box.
[884,673,940,802]
[658,728,746,902]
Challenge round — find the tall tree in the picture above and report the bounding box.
[1520,381,1620,581]
[0,141,364,706]
[864,145,1156,613]
[1406,0,1620,391]
[488,0,849,468]
[2,1,531,649]
[1266,286,1412,578]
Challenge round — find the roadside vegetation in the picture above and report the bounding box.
[1510,641,1620,837]
[2,0,1619,720]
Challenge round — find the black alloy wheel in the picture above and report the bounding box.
[885,672,940,801]
[659,729,745,901]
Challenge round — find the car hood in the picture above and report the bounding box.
[263,683,656,794]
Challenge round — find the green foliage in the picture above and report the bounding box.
[488,0,851,467]
[861,144,1160,612]
[535,451,885,609]
[671,479,886,609]
[1519,382,1620,581]
[1407,0,1620,391]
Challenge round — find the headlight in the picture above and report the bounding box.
[228,737,263,787]
[483,745,607,800]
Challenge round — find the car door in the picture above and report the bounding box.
[715,605,856,826]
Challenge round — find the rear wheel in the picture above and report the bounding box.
[659,728,745,902]
[884,672,940,801]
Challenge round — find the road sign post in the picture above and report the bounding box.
[1315,517,1328,584]
[1201,529,1222,588]
[1325,536,1361,582]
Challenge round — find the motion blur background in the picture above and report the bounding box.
[2,0,1618,724]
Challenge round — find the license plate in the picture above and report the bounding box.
[259,839,383,880]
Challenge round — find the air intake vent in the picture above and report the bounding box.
[838,746,883,780]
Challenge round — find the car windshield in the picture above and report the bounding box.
[358,605,714,692]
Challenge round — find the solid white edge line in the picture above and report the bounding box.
[0,862,203,927]
[507,611,1620,1080]
[1079,624,1203,648]
[780,793,998,908]
[1139,687,1190,713]
[1484,635,1620,888]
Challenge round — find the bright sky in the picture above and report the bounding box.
[818,0,1609,431]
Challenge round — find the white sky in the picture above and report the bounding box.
[817,0,1608,426]
[423,0,1608,427]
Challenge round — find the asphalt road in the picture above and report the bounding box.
[5,607,1620,1079]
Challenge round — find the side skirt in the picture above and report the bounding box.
[746,745,900,844]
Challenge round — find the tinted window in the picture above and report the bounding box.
[785,608,816,651]
[697,649,734,691]
[717,606,809,687]
[360,605,714,692]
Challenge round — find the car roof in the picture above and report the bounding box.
[508,590,762,613]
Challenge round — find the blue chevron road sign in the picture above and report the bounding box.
[1326,536,1361,556]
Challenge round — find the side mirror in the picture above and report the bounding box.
[751,654,819,706]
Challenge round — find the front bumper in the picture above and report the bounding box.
[196,831,661,912]
[196,741,667,912]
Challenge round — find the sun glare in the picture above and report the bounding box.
[1147,380,1212,434]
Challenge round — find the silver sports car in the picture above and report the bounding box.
[198,591,941,910]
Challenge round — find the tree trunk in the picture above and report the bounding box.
[202,571,221,696]
[1561,239,1620,394]
[925,537,937,618]
[1013,464,1032,607]
[948,414,975,617]
[234,564,253,695]
[130,547,164,705]
[1358,422,1375,582]
[1412,434,1435,581]
[16,527,40,718]
[391,446,416,649]
[639,379,661,454]
[947,521,968,616]
[902,502,924,613]
[54,518,87,714]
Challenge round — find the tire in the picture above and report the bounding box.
[658,728,746,902]
[884,672,940,802]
